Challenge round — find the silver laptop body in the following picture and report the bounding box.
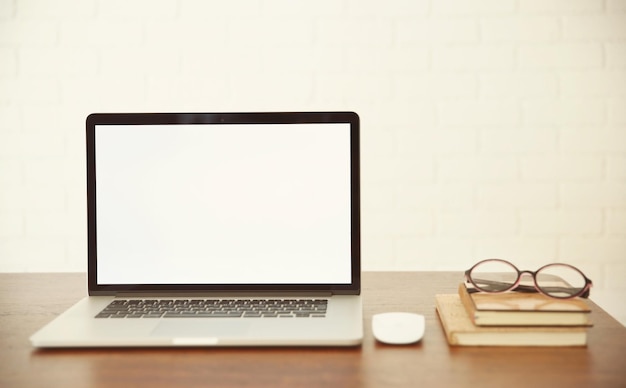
[30,112,362,347]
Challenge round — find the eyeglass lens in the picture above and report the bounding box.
[469,260,519,292]
[469,260,588,298]
[535,264,587,298]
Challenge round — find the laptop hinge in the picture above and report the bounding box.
[113,291,335,298]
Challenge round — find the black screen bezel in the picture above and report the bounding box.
[86,112,360,296]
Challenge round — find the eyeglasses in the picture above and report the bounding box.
[465,259,593,299]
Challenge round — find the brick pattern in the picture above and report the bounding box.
[0,0,625,323]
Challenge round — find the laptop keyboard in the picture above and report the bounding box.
[95,298,328,319]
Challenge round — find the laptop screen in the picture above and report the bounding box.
[86,113,360,294]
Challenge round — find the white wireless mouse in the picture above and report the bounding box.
[372,312,425,345]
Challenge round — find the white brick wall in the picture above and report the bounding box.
[0,0,625,325]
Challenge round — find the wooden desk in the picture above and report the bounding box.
[1,272,625,387]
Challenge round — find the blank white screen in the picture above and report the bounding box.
[95,123,352,284]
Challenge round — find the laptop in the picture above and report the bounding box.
[30,112,363,347]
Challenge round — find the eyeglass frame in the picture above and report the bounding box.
[464,258,593,299]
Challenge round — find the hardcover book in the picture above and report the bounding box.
[458,283,592,327]
[435,294,588,347]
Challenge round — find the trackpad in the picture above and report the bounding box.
[152,320,250,338]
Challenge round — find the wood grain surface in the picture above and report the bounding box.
[1,272,625,388]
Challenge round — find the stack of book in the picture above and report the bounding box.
[435,283,592,346]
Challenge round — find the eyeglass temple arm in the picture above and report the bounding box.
[468,278,590,298]
[465,279,537,293]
